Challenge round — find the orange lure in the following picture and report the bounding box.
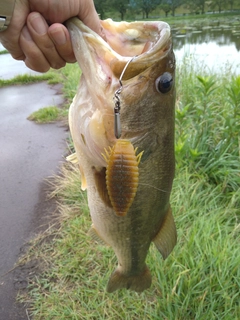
[103,139,143,217]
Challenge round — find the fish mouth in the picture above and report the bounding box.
[66,18,172,84]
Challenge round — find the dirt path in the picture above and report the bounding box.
[0,56,68,319]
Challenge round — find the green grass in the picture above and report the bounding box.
[19,58,239,318]
[175,57,240,193]
[27,106,61,123]
[22,163,239,320]
[58,62,81,102]
[0,72,62,87]
[0,49,8,54]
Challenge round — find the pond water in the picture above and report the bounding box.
[171,17,240,74]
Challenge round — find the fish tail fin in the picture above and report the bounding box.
[107,265,151,293]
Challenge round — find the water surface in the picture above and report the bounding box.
[171,18,240,73]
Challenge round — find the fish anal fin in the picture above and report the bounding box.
[88,225,108,246]
[153,207,177,260]
[107,265,151,293]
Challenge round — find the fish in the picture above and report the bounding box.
[66,17,177,293]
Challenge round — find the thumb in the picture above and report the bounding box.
[76,1,105,38]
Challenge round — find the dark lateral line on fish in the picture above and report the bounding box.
[114,56,137,139]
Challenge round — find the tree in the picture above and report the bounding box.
[184,0,201,14]
[161,0,184,16]
[199,0,207,14]
[129,0,142,17]
[141,0,161,18]
[94,0,111,19]
[160,3,172,16]
[210,0,226,13]
[130,0,161,19]
[112,0,129,20]
[228,0,235,11]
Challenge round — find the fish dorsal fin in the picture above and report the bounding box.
[153,207,177,260]
[88,225,109,246]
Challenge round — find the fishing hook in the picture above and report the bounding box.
[114,56,137,139]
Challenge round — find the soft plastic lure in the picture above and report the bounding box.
[103,139,143,217]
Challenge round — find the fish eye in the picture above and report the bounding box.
[155,72,173,94]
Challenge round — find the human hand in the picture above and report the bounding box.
[0,0,102,72]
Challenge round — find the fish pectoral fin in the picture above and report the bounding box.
[153,206,177,260]
[107,265,151,293]
[66,152,78,164]
[88,225,109,246]
[66,152,87,190]
[93,167,112,208]
[79,164,87,191]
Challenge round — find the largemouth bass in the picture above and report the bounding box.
[66,18,177,293]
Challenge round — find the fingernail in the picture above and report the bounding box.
[30,13,47,35]
[50,27,67,46]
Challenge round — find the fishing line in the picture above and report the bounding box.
[113,56,137,139]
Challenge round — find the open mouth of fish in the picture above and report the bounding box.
[66,18,172,85]
[66,18,174,165]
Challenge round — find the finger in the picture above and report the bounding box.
[20,26,51,72]
[0,28,26,61]
[27,12,66,70]
[0,0,29,61]
[48,24,76,63]
[80,1,103,36]
[79,0,106,39]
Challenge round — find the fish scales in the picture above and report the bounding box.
[67,17,177,293]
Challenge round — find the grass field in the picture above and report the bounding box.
[19,51,240,319]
